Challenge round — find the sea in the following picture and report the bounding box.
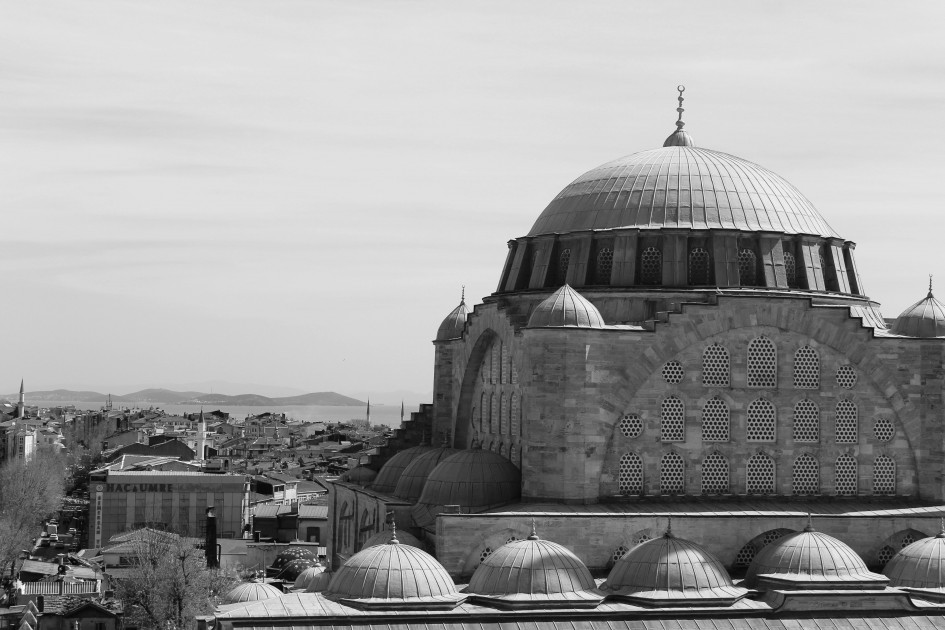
[33,401,408,428]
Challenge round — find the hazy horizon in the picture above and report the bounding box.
[3,1,944,395]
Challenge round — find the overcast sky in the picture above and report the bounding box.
[1,1,943,400]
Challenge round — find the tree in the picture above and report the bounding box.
[112,529,238,630]
[0,451,66,576]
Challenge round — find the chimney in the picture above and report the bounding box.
[253,530,260,543]
[37,596,44,612]
[205,507,218,568]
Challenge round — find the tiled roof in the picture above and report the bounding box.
[297,505,328,519]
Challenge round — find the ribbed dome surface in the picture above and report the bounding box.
[293,565,328,590]
[527,146,837,238]
[412,449,522,530]
[271,547,317,572]
[891,291,945,338]
[362,527,424,550]
[339,465,377,485]
[325,538,464,609]
[393,447,460,501]
[884,531,945,589]
[602,532,746,606]
[467,531,602,608]
[527,285,604,328]
[223,581,283,604]
[370,445,434,495]
[277,558,318,581]
[436,300,471,341]
[745,528,887,589]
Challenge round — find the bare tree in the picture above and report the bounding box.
[0,451,66,575]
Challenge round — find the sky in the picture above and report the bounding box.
[1,1,944,401]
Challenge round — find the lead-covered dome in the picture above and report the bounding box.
[370,445,434,495]
[325,533,465,610]
[222,581,283,604]
[361,526,424,550]
[293,564,329,591]
[528,146,837,238]
[393,447,460,501]
[436,298,471,341]
[891,286,945,338]
[601,528,746,606]
[527,285,604,328]
[884,529,945,589]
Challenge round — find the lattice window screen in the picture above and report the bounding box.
[747,398,776,442]
[873,456,896,495]
[836,400,858,443]
[660,452,685,495]
[660,397,685,442]
[596,248,613,285]
[618,452,643,495]
[835,454,857,496]
[702,398,730,442]
[747,337,777,388]
[640,247,662,285]
[701,452,729,495]
[702,344,730,387]
[793,346,820,389]
[792,399,820,443]
[792,454,820,495]
[747,453,775,494]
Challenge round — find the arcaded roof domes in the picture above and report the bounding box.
[325,531,465,610]
[293,564,329,591]
[412,449,522,530]
[527,285,604,329]
[393,447,460,501]
[745,521,888,590]
[436,296,471,341]
[223,581,283,604]
[466,527,603,609]
[276,558,318,581]
[601,527,747,606]
[884,528,945,589]
[891,284,945,338]
[370,445,434,495]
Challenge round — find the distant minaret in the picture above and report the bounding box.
[105,393,112,412]
[18,379,24,419]
[366,398,371,425]
[197,408,207,461]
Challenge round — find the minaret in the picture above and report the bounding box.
[18,379,25,419]
[366,398,371,425]
[197,408,207,461]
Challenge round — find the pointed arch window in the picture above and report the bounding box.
[784,250,797,288]
[747,398,776,442]
[688,248,711,285]
[702,397,730,442]
[660,452,685,495]
[737,248,757,286]
[873,456,896,495]
[793,346,820,389]
[747,453,775,494]
[596,247,614,285]
[640,247,662,285]
[747,336,777,388]
[660,397,685,442]
[836,400,858,443]
[792,399,820,443]
[701,452,729,495]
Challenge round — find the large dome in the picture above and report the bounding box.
[527,146,838,238]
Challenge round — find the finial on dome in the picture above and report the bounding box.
[676,85,686,130]
[389,519,400,545]
[461,285,465,303]
[929,275,934,298]
[664,516,674,538]
[528,518,539,540]
[662,85,694,147]
[805,513,814,532]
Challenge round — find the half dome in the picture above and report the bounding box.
[436,299,471,341]
[884,529,945,590]
[370,445,434,495]
[466,529,602,608]
[891,288,945,338]
[325,535,465,610]
[393,447,460,501]
[412,449,522,530]
[527,146,837,239]
[222,581,283,604]
[527,285,604,328]
[745,524,887,590]
[601,529,746,606]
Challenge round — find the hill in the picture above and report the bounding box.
[18,388,365,407]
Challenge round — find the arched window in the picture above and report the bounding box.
[488,393,495,433]
[640,247,662,285]
[660,397,685,442]
[702,397,730,442]
[784,250,797,288]
[596,247,614,285]
[498,395,507,435]
[688,248,711,285]
[701,452,729,495]
[357,509,375,550]
[747,453,775,494]
[835,454,857,496]
[737,248,757,286]
[793,346,820,389]
[618,452,643,495]
[510,444,520,468]
[792,454,819,495]
[747,337,777,388]
[339,502,353,549]
[873,456,896,495]
[501,344,510,384]
[702,344,730,387]
[494,342,503,384]
[510,393,520,436]
[558,248,571,283]
[792,399,820,443]
[747,398,776,442]
[660,452,685,495]
[491,441,499,453]
[479,392,486,432]
[836,400,858,443]
[499,443,508,458]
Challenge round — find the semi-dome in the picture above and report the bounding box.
[412,449,522,530]
[370,445,434,495]
[436,296,471,341]
[601,526,747,606]
[745,521,888,589]
[325,531,465,610]
[270,547,317,573]
[466,526,602,608]
[361,526,424,550]
[222,581,283,604]
[884,528,945,589]
[891,284,945,338]
[527,285,604,328]
[393,447,460,501]
[293,564,330,591]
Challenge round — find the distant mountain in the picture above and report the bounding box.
[18,388,365,407]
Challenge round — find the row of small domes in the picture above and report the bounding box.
[437,283,945,339]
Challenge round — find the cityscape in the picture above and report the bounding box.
[4,3,945,630]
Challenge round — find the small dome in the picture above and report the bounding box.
[412,449,521,530]
[325,535,465,610]
[891,287,945,338]
[303,568,332,593]
[527,285,604,329]
[223,581,283,604]
[745,523,887,589]
[276,557,318,581]
[370,445,435,495]
[270,547,317,572]
[293,564,329,590]
[602,529,746,606]
[362,527,424,550]
[466,528,602,608]
[884,529,945,589]
[339,465,377,485]
[393,447,460,501]
[436,299,471,341]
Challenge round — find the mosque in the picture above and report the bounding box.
[206,89,945,628]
